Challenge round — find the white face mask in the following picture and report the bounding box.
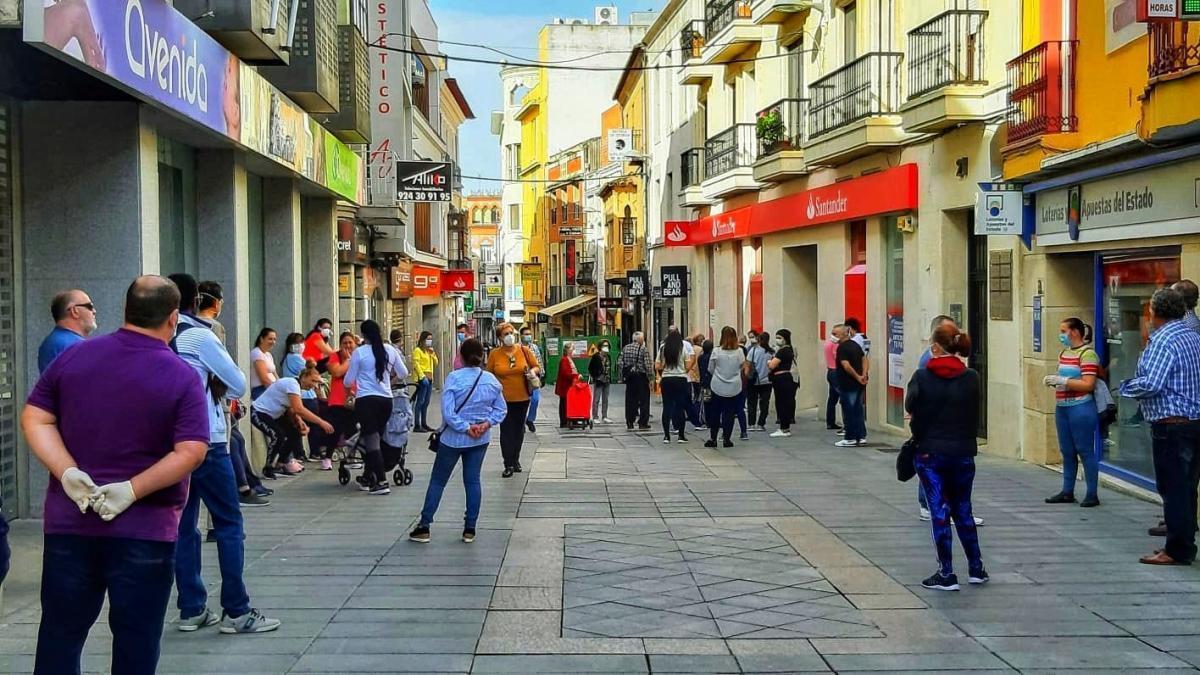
[291,345,304,354]
[425,338,433,347]
[321,328,332,338]
[502,333,516,347]
[775,338,786,348]
[601,345,610,353]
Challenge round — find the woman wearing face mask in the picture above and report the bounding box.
[589,340,613,423]
[768,329,797,437]
[303,318,336,369]
[412,331,439,432]
[1043,318,1101,508]
[486,323,541,477]
[249,328,278,399]
[281,333,320,462]
[319,332,360,471]
[556,342,580,428]
[520,327,543,432]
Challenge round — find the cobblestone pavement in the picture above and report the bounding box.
[3,387,1200,673]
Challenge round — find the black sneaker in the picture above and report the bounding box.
[526,421,536,433]
[205,529,217,543]
[514,464,523,473]
[1080,496,1100,508]
[827,424,843,430]
[704,439,717,448]
[355,476,372,492]
[409,525,431,543]
[239,492,270,507]
[502,467,514,478]
[638,425,652,431]
[462,528,476,543]
[369,482,391,496]
[261,465,278,480]
[253,485,273,497]
[921,571,960,591]
[723,439,734,448]
[1045,492,1076,504]
[968,568,989,585]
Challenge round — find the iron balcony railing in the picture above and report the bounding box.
[680,19,706,60]
[1150,21,1200,79]
[1006,40,1078,145]
[756,98,808,156]
[808,52,904,138]
[681,148,705,188]
[705,0,752,40]
[705,124,757,178]
[907,9,988,100]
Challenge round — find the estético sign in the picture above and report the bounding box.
[1035,157,1200,245]
[664,164,918,246]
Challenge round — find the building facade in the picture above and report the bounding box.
[0,0,365,518]
[635,0,1021,450]
[493,66,538,329]
[1003,1,1200,489]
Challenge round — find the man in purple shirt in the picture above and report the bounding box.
[22,275,210,675]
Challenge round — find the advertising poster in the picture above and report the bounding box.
[887,313,905,388]
[241,62,319,181]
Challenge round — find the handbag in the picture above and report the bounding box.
[897,438,918,482]
[521,346,542,393]
[428,371,483,453]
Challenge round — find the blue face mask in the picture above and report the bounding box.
[1058,333,1071,348]
[457,332,466,342]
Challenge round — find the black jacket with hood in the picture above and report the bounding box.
[904,356,980,458]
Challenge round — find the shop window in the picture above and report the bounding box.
[885,219,904,428]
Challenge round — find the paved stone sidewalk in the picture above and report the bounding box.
[3,386,1200,673]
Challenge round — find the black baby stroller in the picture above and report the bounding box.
[336,383,416,487]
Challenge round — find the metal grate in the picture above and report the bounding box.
[0,102,16,520]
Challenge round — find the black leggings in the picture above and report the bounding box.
[660,377,689,439]
[251,409,299,466]
[311,405,356,459]
[355,396,393,485]
[772,375,797,430]
[500,399,531,469]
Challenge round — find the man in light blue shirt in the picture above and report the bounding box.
[167,273,280,635]
[37,289,97,373]
[410,338,509,544]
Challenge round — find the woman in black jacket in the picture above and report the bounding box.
[588,340,613,423]
[905,324,987,592]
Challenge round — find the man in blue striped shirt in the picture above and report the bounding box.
[1120,288,1200,565]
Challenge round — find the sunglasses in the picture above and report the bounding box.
[71,303,96,312]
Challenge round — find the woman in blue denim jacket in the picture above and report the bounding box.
[409,338,508,544]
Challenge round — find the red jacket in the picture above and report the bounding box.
[555,355,579,396]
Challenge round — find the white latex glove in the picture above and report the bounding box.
[93,481,137,522]
[60,467,99,514]
[1043,375,1067,388]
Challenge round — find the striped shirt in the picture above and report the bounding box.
[1119,320,1200,422]
[1056,346,1099,407]
[1183,310,1200,335]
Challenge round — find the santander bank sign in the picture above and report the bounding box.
[664,164,918,247]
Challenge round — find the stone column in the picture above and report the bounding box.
[302,198,339,328]
[263,178,303,335]
[196,150,250,366]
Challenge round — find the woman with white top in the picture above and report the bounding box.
[655,329,694,444]
[708,326,750,448]
[251,362,334,479]
[249,328,278,399]
[344,319,409,495]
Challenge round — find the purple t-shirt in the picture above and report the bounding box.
[27,329,210,542]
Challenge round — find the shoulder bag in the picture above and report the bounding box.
[520,346,542,393]
[428,371,483,453]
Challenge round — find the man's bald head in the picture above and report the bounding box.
[124,276,181,330]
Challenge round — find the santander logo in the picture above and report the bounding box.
[712,217,736,238]
[667,223,688,243]
[807,191,849,220]
[452,278,466,289]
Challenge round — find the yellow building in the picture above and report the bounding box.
[515,74,548,313]
[1003,2,1200,489]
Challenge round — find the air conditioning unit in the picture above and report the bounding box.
[595,5,618,24]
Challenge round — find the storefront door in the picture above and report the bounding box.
[1098,249,1181,487]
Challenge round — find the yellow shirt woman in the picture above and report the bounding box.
[412,346,438,381]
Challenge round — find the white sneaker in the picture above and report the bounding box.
[836,429,846,436]
[602,418,613,424]
[770,429,792,438]
[834,439,858,447]
[919,507,931,522]
[949,516,986,526]
[856,439,869,447]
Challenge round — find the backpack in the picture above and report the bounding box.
[171,321,229,406]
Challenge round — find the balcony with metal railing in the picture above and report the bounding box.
[753,98,809,183]
[679,147,708,207]
[1005,41,1077,147]
[805,52,910,164]
[1150,21,1200,79]
[702,0,760,65]
[703,124,759,198]
[901,9,1000,133]
[679,20,720,86]
[751,0,815,25]
[356,149,408,227]
[1144,22,1200,142]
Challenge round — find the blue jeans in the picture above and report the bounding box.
[175,443,251,619]
[840,388,866,441]
[1055,403,1099,499]
[526,387,541,423]
[734,389,748,435]
[915,453,984,576]
[420,442,488,528]
[35,534,174,675]
[414,378,433,429]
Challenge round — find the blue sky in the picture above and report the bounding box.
[429,1,666,194]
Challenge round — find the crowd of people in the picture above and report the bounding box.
[7,271,1200,673]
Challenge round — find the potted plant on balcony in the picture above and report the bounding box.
[736,0,753,19]
[756,108,789,154]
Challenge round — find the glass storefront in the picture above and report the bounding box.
[1098,249,1181,486]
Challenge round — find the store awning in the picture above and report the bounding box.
[539,293,596,318]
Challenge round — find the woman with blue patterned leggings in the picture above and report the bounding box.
[905,323,987,592]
